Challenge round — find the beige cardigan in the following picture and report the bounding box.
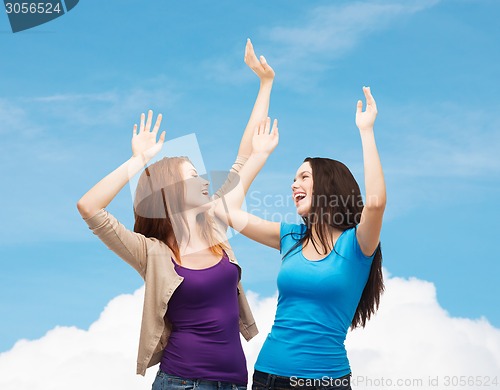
[83,158,258,376]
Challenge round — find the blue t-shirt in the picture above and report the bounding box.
[255,223,375,379]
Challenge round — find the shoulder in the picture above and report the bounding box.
[141,237,174,266]
[337,226,376,261]
[147,236,167,250]
[280,222,306,239]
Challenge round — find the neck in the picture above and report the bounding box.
[308,223,341,254]
[176,208,209,255]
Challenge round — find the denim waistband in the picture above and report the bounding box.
[253,369,351,389]
[157,369,247,388]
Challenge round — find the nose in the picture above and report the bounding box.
[291,181,299,191]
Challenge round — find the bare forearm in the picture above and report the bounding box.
[77,155,145,218]
[221,152,269,211]
[360,129,386,209]
[238,81,273,158]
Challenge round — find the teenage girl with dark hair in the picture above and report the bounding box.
[77,40,274,390]
[215,87,385,390]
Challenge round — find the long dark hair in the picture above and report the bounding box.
[285,157,384,329]
[133,156,226,263]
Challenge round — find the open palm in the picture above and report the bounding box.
[252,117,279,155]
[131,110,165,161]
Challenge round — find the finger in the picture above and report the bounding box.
[259,119,266,135]
[264,116,271,134]
[140,113,145,132]
[271,119,279,136]
[152,113,162,134]
[245,39,256,62]
[255,122,261,136]
[133,124,138,137]
[253,124,260,137]
[145,110,153,132]
[258,119,266,135]
[244,38,249,59]
[260,55,268,69]
[363,86,376,105]
[367,87,377,109]
[357,100,363,114]
[158,131,166,144]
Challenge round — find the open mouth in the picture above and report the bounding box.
[294,192,306,204]
[202,190,209,196]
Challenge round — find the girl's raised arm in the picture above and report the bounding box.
[76,111,165,275]
[237,38,275,159]
[355,87,386,256]
[76,110,164,219]
[213,40,275,223]
[216,118,281,250]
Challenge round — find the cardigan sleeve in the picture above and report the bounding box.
[84,209,149,278]
[212,155,248,232]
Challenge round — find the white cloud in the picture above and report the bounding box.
[20,77,180,129]
[346,273,500,389]
[336,102,500,221]
[0,98,45,139]
[202,1,441,89]
[1,271,499,390]
[380,103,500,179]
[266,0,440,88]
[29,92,118,103]
[0,289,149,389]
[268,0,440,51]
[0,78,181,245]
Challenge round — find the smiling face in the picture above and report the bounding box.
[291,161,314,217]
[180,161,211,211]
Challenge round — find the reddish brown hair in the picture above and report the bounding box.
[133,156,226,263]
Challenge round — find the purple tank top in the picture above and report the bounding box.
[160,252,247,385]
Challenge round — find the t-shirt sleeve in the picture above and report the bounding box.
[350,226,377,261]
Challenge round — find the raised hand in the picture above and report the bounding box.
[244,38,275,83]
[356,86,378,132]
[131,110,166,161]
[252,117,279,156]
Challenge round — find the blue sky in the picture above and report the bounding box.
[1,0,499,352]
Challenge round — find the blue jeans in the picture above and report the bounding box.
[152,369,248,390]
[251,370,352,390]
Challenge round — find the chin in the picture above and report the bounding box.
[296,206,309,218]
[197,201,213,213]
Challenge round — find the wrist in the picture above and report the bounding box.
[259,79,274,88]
[130,153,149,167]
[249,151,271,160]
[358,126,374,133]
